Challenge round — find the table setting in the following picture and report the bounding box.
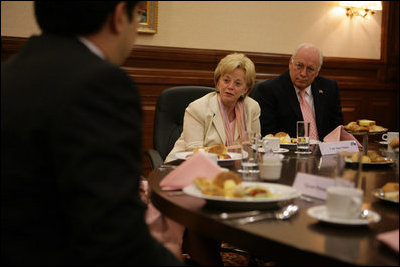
[148,124,399,265]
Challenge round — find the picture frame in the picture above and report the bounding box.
[138,1,158,34]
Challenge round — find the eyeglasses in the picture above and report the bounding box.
[292,59,318,74]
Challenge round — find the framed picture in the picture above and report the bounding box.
[138,1,158,34]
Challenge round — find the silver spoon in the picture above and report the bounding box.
[228,204,299,225]
[360,209,372,220]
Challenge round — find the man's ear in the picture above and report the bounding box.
[109,2,126,34]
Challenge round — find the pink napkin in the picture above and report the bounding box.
[377,229,399,253]
[323,125,362,149]
[160,152,223,191]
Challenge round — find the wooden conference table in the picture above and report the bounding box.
[148,143,399,265]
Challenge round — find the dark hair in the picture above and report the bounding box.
[34,1,139,36]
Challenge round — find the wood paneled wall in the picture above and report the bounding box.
[2,2,398,176]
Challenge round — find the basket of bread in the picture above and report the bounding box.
[344,119,387,133]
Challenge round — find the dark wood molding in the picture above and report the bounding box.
[1,2,398,175]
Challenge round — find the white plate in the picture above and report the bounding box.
[373,188,399,204]
[379,141,388,145]
[344,156,394,165]
[307,205,381,225]
[183,182,301,210]
[171,151,242,162]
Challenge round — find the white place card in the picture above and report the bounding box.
[319,141,359,156]
[292,172,335,200]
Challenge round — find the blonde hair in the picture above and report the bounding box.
[214,53,256,97]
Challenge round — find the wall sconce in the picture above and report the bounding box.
[340,1,382,18]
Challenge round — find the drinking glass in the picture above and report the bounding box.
[239,131,260,181]
[296,121,311,154]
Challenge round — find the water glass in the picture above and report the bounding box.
[239,131,260,181]
[296,121,311,154]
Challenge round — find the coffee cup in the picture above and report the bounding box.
[262,137,280,152]
[326,186,363,219]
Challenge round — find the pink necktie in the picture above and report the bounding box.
[299,90,319,141]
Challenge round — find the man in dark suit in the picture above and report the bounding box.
[1,2,183,265]
[252,43,344,140]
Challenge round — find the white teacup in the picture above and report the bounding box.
[382,132,399,151]
[326,186,363,219]
[263,137,280,152]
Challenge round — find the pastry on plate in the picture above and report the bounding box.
[381,182,399,202]
[344,120,386,133]
[357,119,376,127]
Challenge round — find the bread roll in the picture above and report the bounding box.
[351,153,371,163]
[213,171,241,189]
[369,125,385,132]
[193,177,212,191]
[207,144,227,155]
[357,119,376,127]
[275,132,288,137]
[367,150,385,162]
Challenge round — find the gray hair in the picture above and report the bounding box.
[292,43,323,71]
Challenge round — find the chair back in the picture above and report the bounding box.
[249,80,265,99]
[153,86,215,160]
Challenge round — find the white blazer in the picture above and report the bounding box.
[165,92,261,162]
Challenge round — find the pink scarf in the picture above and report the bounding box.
[217,94,247,146]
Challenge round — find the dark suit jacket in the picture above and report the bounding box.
[252,71,344,140]
[1,35,182,265]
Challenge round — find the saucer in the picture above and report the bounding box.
[307,205,381,225]
[295,151,312,154]
[379,141,388,145]
[256,147,289,153]
[273,148,289,154]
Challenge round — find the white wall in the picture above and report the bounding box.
[1,1,382,59]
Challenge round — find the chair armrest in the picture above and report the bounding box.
[145,149,164,170]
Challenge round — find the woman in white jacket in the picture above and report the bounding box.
[165,53,261,162]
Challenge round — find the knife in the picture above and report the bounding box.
[227,204,299,225]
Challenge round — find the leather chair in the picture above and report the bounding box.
[249,79,265,99]
[145,86,215,169]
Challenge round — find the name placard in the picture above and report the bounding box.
[292,173,355,200]
[319,140,359,155]
[292,173,335,200]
